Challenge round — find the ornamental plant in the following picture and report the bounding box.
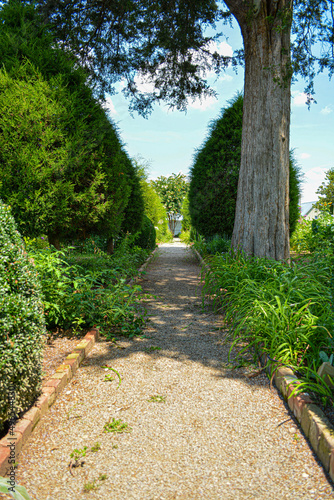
[0,200,46,431]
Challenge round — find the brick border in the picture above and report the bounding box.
[0,247,157,477]
[192,246,334,481]
[0,328,99,476]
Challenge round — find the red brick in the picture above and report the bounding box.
[14,419,32,446]
[293,394,313,422]
[23,406,41,429]
[41,386,56,407]
[35,393,49,417]
[64,356,79,374]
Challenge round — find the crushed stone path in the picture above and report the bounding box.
[15,242,334,499]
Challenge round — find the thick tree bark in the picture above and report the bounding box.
[226,0,292,260]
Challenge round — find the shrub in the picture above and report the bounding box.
[134,215,156,250]
[0,201,46,431]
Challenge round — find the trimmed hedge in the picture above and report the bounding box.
[0,200,46,431]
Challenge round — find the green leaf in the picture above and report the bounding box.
[0,477,32,500]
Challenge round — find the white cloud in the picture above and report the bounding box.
[301,166,327,203]
[292,92,309,107]
[187,94,217,112]
[103,95,118,116]
[300,153,311,160]
[321,106,333,115]
[207,40,233,58]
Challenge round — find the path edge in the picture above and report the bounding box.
[192,246,334,481]
[0,248,157,477]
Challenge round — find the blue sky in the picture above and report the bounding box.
[105,21,334,205]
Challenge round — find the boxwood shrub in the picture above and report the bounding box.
[0,200,46,431]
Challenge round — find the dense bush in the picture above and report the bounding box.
[26,236,151,336]
[189,93,302,238]
[134,215,156,250]
[0,3,144,250]
[291,206,334,254]
[0,201,46,431]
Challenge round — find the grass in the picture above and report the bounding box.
[148,395,166,403]
[103,418,131,433]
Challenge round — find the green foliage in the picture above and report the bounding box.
[135,161,172,243]
[103,418,131,433]
[181,194,191,232]
[25,237,150,336]
[0,3,141,246]
[201,250,334,404]
[31,1,334,114]
[189,94,302,238]
[0,476,32,500]
[0,61,132,246]
[315,168,334,214]
[193,234,231,256]
[151,173,188,235]
[134,215,156,250]
[291,206,334,254]
[0,200,46,431]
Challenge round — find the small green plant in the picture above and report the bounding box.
[145,346,161,352]
[319,351,334,365]
[101,366,122,388]
[112,444,118,449]
[104,374,115,382]
[83,480,98,492]
[148,395,166,403]
[103,418,131,433]
[90,442,101,452]
[98,474,108,481]
[70,446,87,467]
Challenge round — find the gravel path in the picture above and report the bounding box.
[15,242,334,499]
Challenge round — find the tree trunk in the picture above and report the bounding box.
[47,233,61,250]
[227,0,292,260]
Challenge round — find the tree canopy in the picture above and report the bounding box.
[151,173,188,234]
[29,0,334,114]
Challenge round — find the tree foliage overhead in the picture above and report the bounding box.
[30,0,334,114]
[189,94,302,238]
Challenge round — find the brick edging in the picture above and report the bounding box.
[191,246,334,481]
[0,328,100,476]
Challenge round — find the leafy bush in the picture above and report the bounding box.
[193,234,231,256]
[25,237,150,336]
[291,206,334,254]
[134,215,156,250]
[0,201,46,431]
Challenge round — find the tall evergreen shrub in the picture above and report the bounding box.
[0,201,46,431]
[189,94,302,238]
